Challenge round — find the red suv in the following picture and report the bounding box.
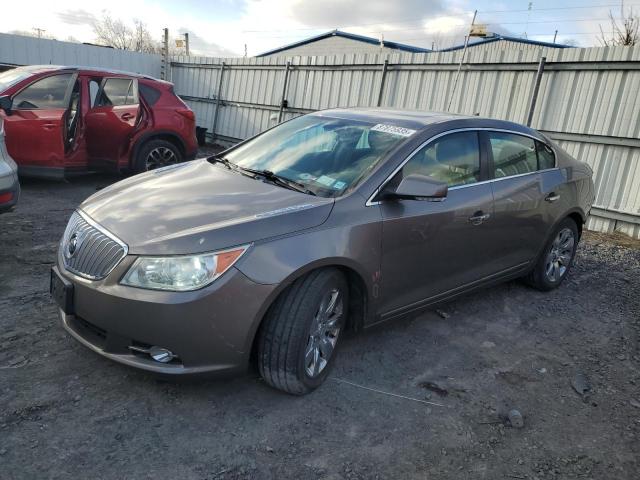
[0,65,198,178]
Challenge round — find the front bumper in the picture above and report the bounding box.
[56,257,277,375]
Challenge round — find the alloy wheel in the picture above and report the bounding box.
[544,227,575,283]
[146,146,177,170]
[305,288,343,378]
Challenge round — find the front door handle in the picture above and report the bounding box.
[545,192,560,202]
[121,112,134,120]
[469,211,490,225]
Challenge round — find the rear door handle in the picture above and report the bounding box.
[469,211,490,225]
[121,112,134,120]
[42,123,56,130]
[545,192,560,202]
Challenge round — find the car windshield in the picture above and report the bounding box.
[0,68,34,92]
[221,114,413,198]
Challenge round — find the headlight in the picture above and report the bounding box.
[121,245,249,291]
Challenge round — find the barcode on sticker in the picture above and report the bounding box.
[371,124,416,137]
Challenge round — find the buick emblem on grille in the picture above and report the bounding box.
[65,231,82,259]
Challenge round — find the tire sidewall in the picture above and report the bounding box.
[536,218,579,290]
[296,271,349,391]
[134,139,182,173]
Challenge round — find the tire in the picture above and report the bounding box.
[133,139,183,173]
[257,269,349,395]
[524,217,579,291]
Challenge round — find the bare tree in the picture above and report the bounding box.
[599,6,639,46]
[93,14,162,53]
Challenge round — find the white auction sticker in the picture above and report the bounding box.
[370,124,416,137]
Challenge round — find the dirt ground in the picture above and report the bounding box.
[1,171,639,480]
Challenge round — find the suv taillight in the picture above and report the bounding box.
[177,108,195,121]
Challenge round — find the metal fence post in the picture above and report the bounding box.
[211,61,225,141]
[278,61,291,123]
[376,59,389,107]
[526,56,546,127]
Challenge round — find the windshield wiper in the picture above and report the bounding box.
[239,168,316,196]
[208,154,233,169]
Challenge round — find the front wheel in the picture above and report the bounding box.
[525,218,579,291]
[133,139,183,173]
[257,269,348,395]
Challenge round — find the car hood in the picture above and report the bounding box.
[80,159,334,255]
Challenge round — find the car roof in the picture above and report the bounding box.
[12,65,167,84]
[313,108,538,136]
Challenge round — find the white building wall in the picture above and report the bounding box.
[0,33,162,77]
[259,35,409,57]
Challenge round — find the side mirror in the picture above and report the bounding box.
[0,96,12,116]
[384,174,448,201]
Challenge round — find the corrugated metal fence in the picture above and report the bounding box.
[0,33,161,77]
[171,45,640,238]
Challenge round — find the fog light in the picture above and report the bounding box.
[149,346,175,363]
[129,344,176,363]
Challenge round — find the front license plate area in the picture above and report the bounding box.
[50,267,75,315]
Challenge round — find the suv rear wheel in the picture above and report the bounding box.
[257,268,348,395]
[134,139,182,173]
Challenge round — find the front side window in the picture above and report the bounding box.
[222,114,411,197]
[401,131,481,187]
[96,78,137,107]
[13,74,73,109]
[488,132,538,177]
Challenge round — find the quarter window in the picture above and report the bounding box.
[13,74,73,109]
[96,78,137,107]
[536,141,556,170]
[488,132,537,178]
[401,131,481,187]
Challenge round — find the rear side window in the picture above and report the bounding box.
[13,74,73,109]
[402,131,481,187]
[139,83,161,106]
[488,132,537,178]
[536,140,556,170]
[96,78,137,107]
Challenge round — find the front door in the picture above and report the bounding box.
[3,73,76,173]
[378,130,496,318]
[85,77,140,168]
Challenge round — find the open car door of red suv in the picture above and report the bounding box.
[85,77,141,171]
[3,73,78,177]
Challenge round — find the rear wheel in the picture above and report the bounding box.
[134,139,182,173]
[257,269,348,395]
[525,217,579,291]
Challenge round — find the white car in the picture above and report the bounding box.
[0,116,19,213]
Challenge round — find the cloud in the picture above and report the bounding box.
[176,29,237,57]
[57,9,97,26]
[289,0,446,27]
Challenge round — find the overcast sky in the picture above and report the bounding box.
[1,0,635,56]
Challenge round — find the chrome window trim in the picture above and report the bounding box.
[66,209,129,280]
[365,127,558,207]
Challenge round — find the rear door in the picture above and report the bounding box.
[3,73,76,171]
[85,77,140,167]
[483,130,565,270]
[378,130,496,317]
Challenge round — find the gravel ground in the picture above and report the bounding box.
[1,170,639,480]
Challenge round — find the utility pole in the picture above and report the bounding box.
[244,44,248,57]
[161,28,169,80]
[553,30,558,44]
[447,10,477,112]
[33,28,45,38]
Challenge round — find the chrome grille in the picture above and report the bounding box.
[60,211,128,280]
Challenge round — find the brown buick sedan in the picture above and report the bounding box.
[51,109,595,394]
